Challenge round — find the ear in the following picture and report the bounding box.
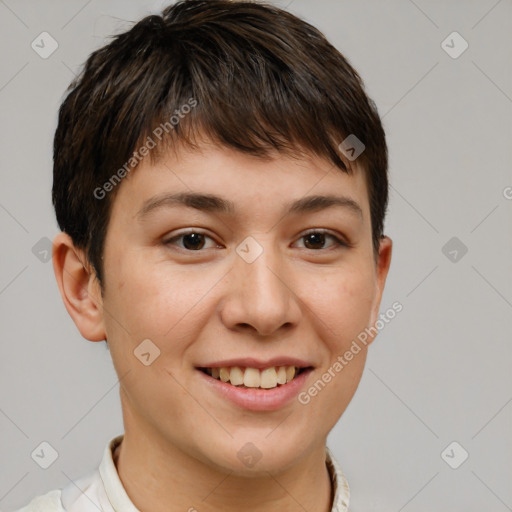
[52,232,106,342]
[368,235,393,336]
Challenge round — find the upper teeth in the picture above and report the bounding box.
[206,366,298,389]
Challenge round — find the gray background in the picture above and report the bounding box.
[1,0,511,511]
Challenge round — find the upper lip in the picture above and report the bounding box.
[196,357,314,369]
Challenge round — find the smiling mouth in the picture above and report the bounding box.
[197,366,311,389]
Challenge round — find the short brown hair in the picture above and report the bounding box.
[53,0,388,289]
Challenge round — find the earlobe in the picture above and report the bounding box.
[52,232,106,342]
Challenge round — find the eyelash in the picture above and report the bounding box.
[163,229,349,252]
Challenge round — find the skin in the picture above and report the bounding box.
[53,141,392,512]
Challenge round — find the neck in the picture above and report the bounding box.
[114,417,333,512]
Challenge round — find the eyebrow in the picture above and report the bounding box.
[137,192,363,220]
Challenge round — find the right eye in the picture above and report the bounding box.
[163,230,220,251]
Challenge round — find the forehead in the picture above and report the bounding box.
[113,143,370,223]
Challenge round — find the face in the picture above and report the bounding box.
[97,142,391,474]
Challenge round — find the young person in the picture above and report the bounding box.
[15,1,392,510]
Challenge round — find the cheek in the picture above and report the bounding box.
[296,272,373,431]
[104,253,220,344]
[300,267,375,347]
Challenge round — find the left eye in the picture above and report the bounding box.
[294,230,346,250]
[164,230,345,251]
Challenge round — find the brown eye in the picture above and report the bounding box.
[164,231,218,251]
[297,230,346,250]
[181,233,206,250]
[303,232,327,250]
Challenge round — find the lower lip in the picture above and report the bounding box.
[197,368,313,411]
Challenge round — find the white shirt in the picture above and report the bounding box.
[13,435,350,511]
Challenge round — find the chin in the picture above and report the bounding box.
[196,428,317,476]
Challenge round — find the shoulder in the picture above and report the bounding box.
[11,489,64,512]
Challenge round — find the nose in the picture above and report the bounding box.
[219,240,302,337]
